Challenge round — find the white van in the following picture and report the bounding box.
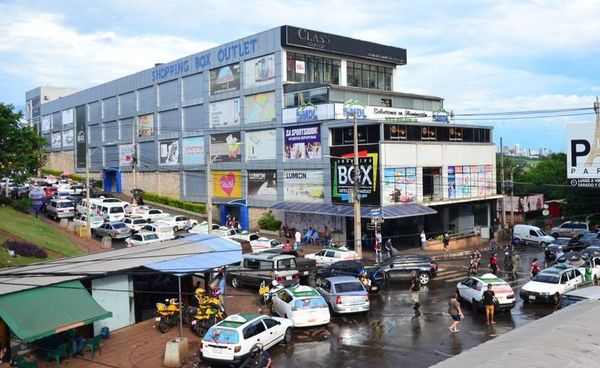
[97,202,127,222]
[513,224,555,247]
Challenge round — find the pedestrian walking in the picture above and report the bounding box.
[374,238,383,263]
[410,271,421,311]
[489,253,498,275]
[294,230,302,253]
[448,293,463,333]
[482,284,496,325]
[443,232,450,258]
[420,230,427,251]
[385,239,394,260]
[511,252,521,280]
[489,237,497,254]
[530,258,541,278]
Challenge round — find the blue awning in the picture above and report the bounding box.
[145,235,242,275]
[269,201,436,219]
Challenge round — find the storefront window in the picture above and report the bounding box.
[346,62,393,91]
[286,52,341,86]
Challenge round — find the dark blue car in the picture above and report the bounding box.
[314,260,385,292]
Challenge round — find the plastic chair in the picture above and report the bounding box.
[44,342,68,367]
[15,355,38,368]
[83,335,101,359]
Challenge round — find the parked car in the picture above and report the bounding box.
[456,273,516,312]
[125,231,161,246]
[94,221,132,239]
[96,202,127,222]
[66,184,85,196]
[315,260,385,293]
[136,208,170,222]
[228,230,260,243]
[512,224,555,247]
[255,248,317,282]
[579,231,600,246]
[271,285,330,327]
[520,264,584,304]
[73,214,104,230]
[125,205,152,217]
[46,198,76,220]
[227,253,300,289]
[123,217,149,232]
[140,221,175,241]
[315,276,369,314]
[187,222,221,234]
[159,215,199,232]
[10,186,29,199]
[43,186,58,199]
[305,247,359,266]
[551,221,589,238]
[557,286,600,310]
[380,254,438,285]
[544,237,585,259]
[200,313,292,366]
[249,237,283,253]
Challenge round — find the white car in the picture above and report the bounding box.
[73,214,104,230]
[140,222,175,241]
[271,285,330,327]
[305,248,359,266]
[187,222,227,235]
[456,273,516,312]
[125,231,161,247]
[201,313,292,366]
[520,264,584,304]
[160,215,199,232]
[66,184,85,196]
[123,217,149,232]
[125,205,152,217]
[137,208,170,222]
[250,237,283,253]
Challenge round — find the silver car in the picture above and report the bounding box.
[315,276,370,314]
[94,221,132,239]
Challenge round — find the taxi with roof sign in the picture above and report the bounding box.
[305,247,359,266]
[519,264,584,304]
[200,313,292,366]
[271,285,330,327]
[456,273,516,312]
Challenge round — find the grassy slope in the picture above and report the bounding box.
[0,207,83,257]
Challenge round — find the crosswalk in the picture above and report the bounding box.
[435,267,530,288]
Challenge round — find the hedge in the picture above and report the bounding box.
[41,168,102,187]
[143,192,206,214]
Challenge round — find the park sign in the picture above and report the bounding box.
[567,120,600,187]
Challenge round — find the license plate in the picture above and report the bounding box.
[191,320,197,325]
[529,295,536,300]
[155,317,161,322]
[212,347,223,354]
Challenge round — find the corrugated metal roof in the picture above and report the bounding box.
[270,201,436,219]
[432,299,600,367]
[0,234,240,296]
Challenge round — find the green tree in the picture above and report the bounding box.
[517,153,567,199]
[0,103,47,186]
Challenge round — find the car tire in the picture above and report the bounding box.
[173,226,178,232]
[315,275,325,287]
[455,289,463,303]
[231,277,240,288]
[553,293,560,305]
[418,272,430,285]
[540,242,547,248]
[283,327,293,344]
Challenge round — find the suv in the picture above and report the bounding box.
[551,221,589,238]
[227,253,299,289]
[315,260,385,292]
[379,254,438,285]
[46,198,76,220]
[520,264,584,304]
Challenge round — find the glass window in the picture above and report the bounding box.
[305,55,314,83]
[332,60,340,84]
[361,69,369,88]
[263,318,278,329]
[205,328,239,344]
[286,53,295,82]
[323,59,332,84]
[293,297,327,310]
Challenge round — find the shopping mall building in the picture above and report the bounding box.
[25,25,500,247]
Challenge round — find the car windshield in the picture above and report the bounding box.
[554,239,570,245]
[103,198,120,203]
[112,223,126,229]
[57,202,73,208]
[582,233,596,240]
[145,234,159,240]
[532,273,559,284]
[334,282,365,293]
[204,327,239,344]
[293,297,327,310]
[110,207,124,213]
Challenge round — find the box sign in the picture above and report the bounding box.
[281,25,407,65]
[330,144,380,205]
[248,170,277,201]
[246,130,276,160]
[284,124,321,160]
[182,136,205,165]
[567,122,600,179]
[283,170,324,202]
[213,171,242,199]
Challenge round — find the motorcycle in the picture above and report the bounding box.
[186,303,225,336]
[258,281,283,305]
[155,298,183,333]
[467,257,479,275]
[279,224,295,239]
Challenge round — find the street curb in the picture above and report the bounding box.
[430,247,490,261]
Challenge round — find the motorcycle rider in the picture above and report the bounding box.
[239,343,272,368]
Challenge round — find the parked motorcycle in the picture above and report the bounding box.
[258,280,283,306]
[186,304,225,336]
[155,298,184,333]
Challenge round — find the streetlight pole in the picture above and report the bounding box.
[85,147,91,237]
[510,168,515,225]
[352,113,362,258]
[206,143,213,234]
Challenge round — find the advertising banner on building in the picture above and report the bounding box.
[382,167,417,205]
[159,140,179,165]
[448,165,494,199]
[62,129,74,148]
[41,115,51,132]
[138,114,154,137]
[283,170,324,202]
[246,130,276,160]
[284,124,322,160]
[567,122,600,186]
[244,92,276,124]
[244,54,275,88]
[209,98,240,127]
[210,63,240,95]
[485,165,494,195]
[182,136,205,165]
[75,105,86,168]
[448,166,456,199]
[119,144,135,167]
[283,103,336,124]
[210,132,241,162]
[330,144,380,205]
[212,171,242,199]
[62,108,74,126]
[497,194,544,213]
[248,170,277,201]
[51,132,62,149]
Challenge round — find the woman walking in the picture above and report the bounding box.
[448,293,463,333]
[530,258,540,278]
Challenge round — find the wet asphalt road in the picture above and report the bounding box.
[267,246,555,368]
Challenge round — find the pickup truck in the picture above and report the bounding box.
[259,248,317,283]
[226,251,317,289]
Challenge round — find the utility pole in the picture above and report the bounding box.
[132,122,138,204]
[206,142,213,234]
[500,137,506,230]
[510,168,515,225]
[85,146,92,237]
[352,113,362,258]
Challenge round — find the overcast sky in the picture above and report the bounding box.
[1,0,598,152]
